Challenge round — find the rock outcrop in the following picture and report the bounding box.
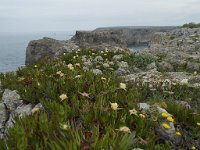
[148,28,200,73]
[26,37,79,64]
[0,89,43,139]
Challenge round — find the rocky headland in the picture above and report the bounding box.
[0,26,200,149]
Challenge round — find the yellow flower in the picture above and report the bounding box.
[197,122,200,126]
[120,83,126,90]
[191,146,196,150]
[37,82,41,86]
[129,108,138,116]
[118,126,131,133]
[67,64,74,70]
[175,132,181,136]
[59,94,68,101]
[167,117,174,122]
[139,114,145,118]
[161,112,168,118]
[162,123,171,129]
[110,102,119,110]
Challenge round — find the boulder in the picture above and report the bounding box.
[2,89,23,112]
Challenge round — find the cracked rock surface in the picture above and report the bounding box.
[0,89,43,139]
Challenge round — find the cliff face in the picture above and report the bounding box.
[72,30,127,49]
[94,27,177,45]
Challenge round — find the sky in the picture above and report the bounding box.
[0,0,200,32]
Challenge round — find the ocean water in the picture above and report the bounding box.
[0,31,74,73]
[128,43,148,52]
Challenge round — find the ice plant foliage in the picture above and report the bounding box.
[0,49,199,149]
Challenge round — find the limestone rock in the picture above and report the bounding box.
[186,62,200,72]
[94,56,103,62]
[115,68,130,76]
[2,89,23,112]
[26,38,78,64]
[117,61,129,68]
[91,69,102,75]
[138,103,150,111]
[113,55,123,61]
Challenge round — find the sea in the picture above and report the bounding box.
[0,31,74,73]
[0,32,147,73]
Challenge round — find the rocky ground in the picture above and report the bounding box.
[0,27,200,149]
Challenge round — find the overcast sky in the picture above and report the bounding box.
[0,0,200,32]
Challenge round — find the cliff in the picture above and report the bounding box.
[25,26,177,64]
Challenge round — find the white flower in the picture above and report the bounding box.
[194,71,197,75]
[56,71,64,77]
[31,107,40,114]
[75,75,82,79]
[34,65,37,68]
[63,53,66,56]
[120,83,126,90]
[59,94,68,101]
[129,108,138,116]
[75,63,80,67]
[180,79,188,85]
[101,51,104,54]
[118,126,131,133]
[67,64,74,70]
[101,77,106,81]
[110,102,119,110]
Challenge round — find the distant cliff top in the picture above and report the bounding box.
[95,26,179,31]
